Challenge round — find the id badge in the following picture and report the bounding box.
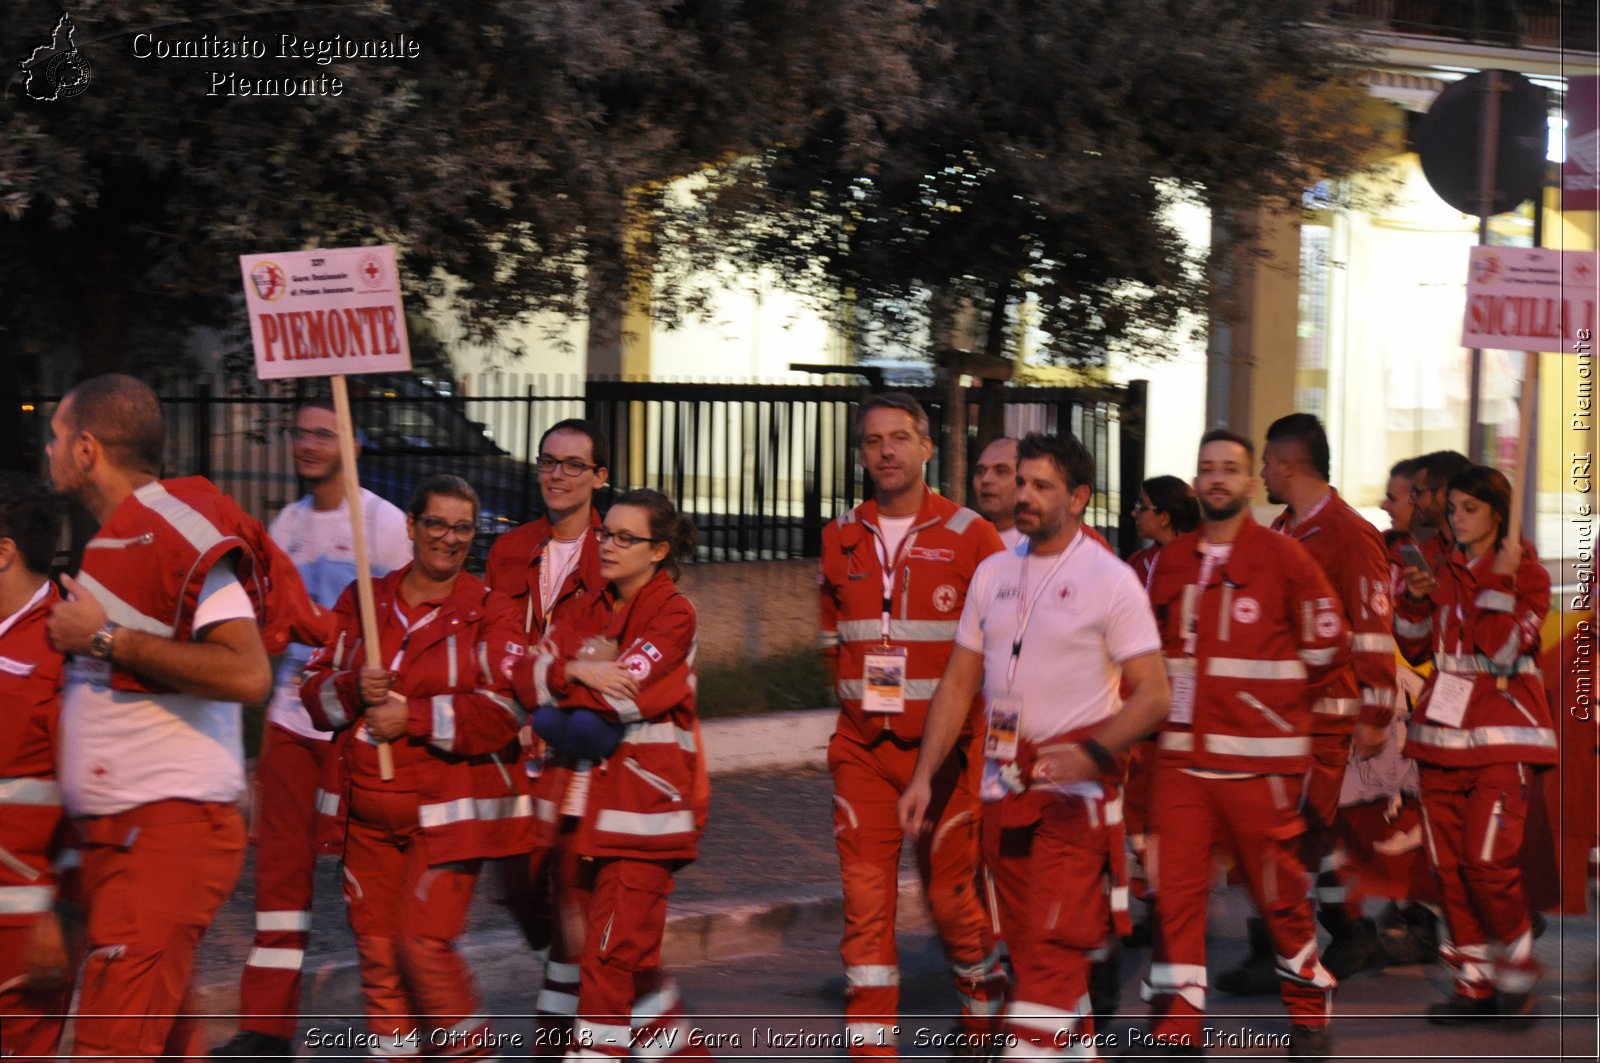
[1426,671,1474,728]
[984,695,1023,762]
[1166,658,1197,727]
[862,648,908,715]
[561,765,592,817]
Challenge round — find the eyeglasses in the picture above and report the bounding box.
[292,427,338,444]
[536,456,600,477]
[1131,501,1156,515]
[1408,482,1433,499]
[417,516,476,540]
[595,527,657,549]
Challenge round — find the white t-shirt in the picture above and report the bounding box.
[539,534,586,620]
[264,490,411,740]
[61,559,258,815]
[956,530,1162,800]
[997,525,1025,550]
[875,513,917,562]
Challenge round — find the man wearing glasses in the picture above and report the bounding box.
[218,399,410,1060]
[1408,451,1471,570]
[484,418,610,1052]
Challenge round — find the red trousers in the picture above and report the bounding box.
[72,800,245,1063]
[829,733,1005,1058]
[565,857,711,1062]
[1303,730,1354,915]
[1122,739,1156,900]
[239,724,331,1038]
[1418,763,1540,999]
[981,790,1117,1056]
[0,922,72,1061]
[342,785,492,1059]
[1143,769,1334,1044]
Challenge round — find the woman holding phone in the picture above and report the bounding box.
[302,475,531,1058]
[1394,464,1555,1023]
[506,488,711,1061]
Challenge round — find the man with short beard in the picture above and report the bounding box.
[1139,428,1347,1061]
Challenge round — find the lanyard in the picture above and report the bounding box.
[536,536,584,633]
[872,523,919,645]
[1006,531,1084,690]
[1284,489,1333,534]
[387,601,442,672]
[1181,545,1231,658]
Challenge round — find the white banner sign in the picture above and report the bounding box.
[1462,246,1598,353]
[240,244,412,379]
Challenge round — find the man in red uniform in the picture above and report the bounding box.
[45,374,275,1060]
[1140,428,1346,1060]
[1407,451,1471,568]
[484,418,608,1051]
[1218,414,1397,991]
[216,400,411,1059]
[0,474,73,1058]
[819,393,1007,1056]
[901,431,1170,1059]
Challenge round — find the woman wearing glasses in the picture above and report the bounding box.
[302,474,531,1058]
[1126,475,1200,584]
[507,488,712,1061]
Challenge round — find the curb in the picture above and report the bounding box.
[700,707,836,775]
[198,875,927,1029]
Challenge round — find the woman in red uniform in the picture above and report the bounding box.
[302,475,531,1058]
[508,488,711,1061]
[1125,475,1199,583]
[1395,464,1556,1023]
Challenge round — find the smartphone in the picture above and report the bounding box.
[1398,543,1431,578]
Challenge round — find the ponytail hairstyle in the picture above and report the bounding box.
[1141,474,1200,536]
[612,488,697,581]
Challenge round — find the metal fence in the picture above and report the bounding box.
[21,372,1147,564]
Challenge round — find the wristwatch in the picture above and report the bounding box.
[88,621,119,662]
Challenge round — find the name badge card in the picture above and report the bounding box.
[1166,658,1197,727]
[862,648,908,715]
[984,695,1023,762]
[1425,671,1474,729]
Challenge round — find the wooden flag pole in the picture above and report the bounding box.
[331,375,393,781]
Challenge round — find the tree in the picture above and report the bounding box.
[680,0,1388,368]
[1,0,921,384]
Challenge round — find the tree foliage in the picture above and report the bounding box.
[679,0,1387,365]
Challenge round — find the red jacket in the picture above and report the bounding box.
[819,491,1004,745]
[77,477,321,691]
[1271,489,1398,730]
[485,511,605,640]
[1127,543,1161,587]
[509,569,709,862]
[0,582,68,926]
[1394,542,1556,768]
[1146,518,1349,774]
[301,567,535,863]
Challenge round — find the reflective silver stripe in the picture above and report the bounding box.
[836,618,960,643]
[417,794,534,828]
[623,719,699,753]
[1393,616,1431,639]
[950,946,1001,981]
[818,630,841,649]
[534,655,555,707]
[1361,688,1397,708]
[605,694,643,724]
[0,777,61,806]
[246,946,303,970]
[1351,633,1395,653]
[1489,631,1523,669]
[1204,734,1311,758]
[256,910,312,932]
[1313,697,1360,717]
[1140,962,1207,1012]
[846,964,901,987]
[445,634,458,687]
[134,480,227,555]
[319,683,349,729]
[546,960,580,983]
[632,979,681,1024]
[1436,653,1540,676]
[1474,589,1516,612]
[1004,999,1081,1036]
[536,988,578,1015]
[1299,646,1339,667]
[1407,722,1557,751]
[431,695,457,752]
[75,571,175,638]
[1157,732,1194,751]
[837,677,941,700]
[330,630,348,669]
[315,788,340,817]
[945,507,981,534]
[484,690,526,727]
[594,809,696,837]
[535,798,558,823]
[1204,657,1306,681]
[0,884,52,914]
[576,1019,632,1047]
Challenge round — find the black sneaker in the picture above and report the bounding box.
[1288,1024,1332,1060]
[212,1030,294,1059]
[1320,915,1383,979]
[1214,917,1279,997]
[1377,904,1438,966]
[1498,990,1538,1026]
[1425,994,1498,1024]
[1089,944,1123,1026]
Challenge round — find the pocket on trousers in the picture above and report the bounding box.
[594,861,673,971]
